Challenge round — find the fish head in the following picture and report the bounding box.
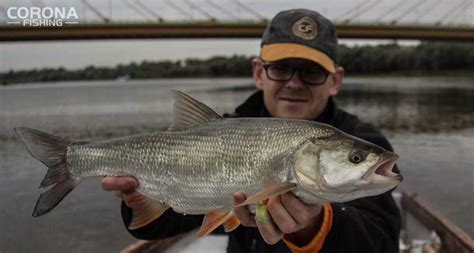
[293,132,402,203]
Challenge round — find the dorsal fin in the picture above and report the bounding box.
[168,90,222,131]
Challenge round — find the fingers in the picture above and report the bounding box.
[256,216,283,245]
[280,192,322,225]
[233,192,257,227]
[255,196,284,244]
[254,195,299,245]
[233,192,283,245]
[255,193,323,245]
[266,195,302,234]
[122,191,145,209]
[114,191,123,199]
[101,176,138,192]
[101,176,141,209]
[233,191,323,245]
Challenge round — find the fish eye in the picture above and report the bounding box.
[349,149,367,164]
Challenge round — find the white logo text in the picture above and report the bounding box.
[7,7,79,26]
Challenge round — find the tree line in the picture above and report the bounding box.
[1,42,473,85]
[338,42,474,74]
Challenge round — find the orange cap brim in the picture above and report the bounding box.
[260,43,336,73]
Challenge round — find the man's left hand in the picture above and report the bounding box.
[233,192,323,245]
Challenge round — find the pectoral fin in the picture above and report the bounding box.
[128,196,170,230]
[198,210,240,237]
[235,183,297,207]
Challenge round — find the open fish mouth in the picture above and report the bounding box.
[362,152,402,183]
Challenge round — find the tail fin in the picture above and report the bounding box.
[14,127,79,217]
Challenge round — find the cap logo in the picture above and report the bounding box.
[292,16,317,40]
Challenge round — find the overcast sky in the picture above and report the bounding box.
[0,0,471,72]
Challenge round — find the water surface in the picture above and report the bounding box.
[1,77,473,252]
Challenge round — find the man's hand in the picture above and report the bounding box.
[101,176,142,209]
[233,192,323,246]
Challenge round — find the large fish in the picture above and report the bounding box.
[15,90,402,237]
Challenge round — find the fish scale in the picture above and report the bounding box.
[68,118,323,214]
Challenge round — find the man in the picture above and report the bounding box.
[101,9,401,252]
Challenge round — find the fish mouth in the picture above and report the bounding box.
[362,152,402,184]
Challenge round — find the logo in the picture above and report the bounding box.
[292,16,317,40]
[6,7,79,26]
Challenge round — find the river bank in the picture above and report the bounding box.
[2,42,473,85]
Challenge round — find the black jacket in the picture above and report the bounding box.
[121,91,401,253]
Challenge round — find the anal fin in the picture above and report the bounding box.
[223,214,240,232]
[198,210,239,237]
[128,196,170,230]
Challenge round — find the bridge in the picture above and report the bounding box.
[1,0,473,41]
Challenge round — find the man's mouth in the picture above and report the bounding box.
[280,97,308,103]
[362,152,402,183]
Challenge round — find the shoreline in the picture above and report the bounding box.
[2,73,474,87]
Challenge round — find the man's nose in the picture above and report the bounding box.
[285,71,305,89]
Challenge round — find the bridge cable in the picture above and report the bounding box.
[163,0,193,20]
[335,0,376,22]
[206,0,238,20]
[343,0,384,23]
[233,0,267,22]
[121,0,153,21]
[415,0,443,22]
[447,0,471,24]
[375,0,409,22]
[391,0,427,24]
[79,0,111,23]
[184,0,216,21]
[133,0,164,22]
[436,0,470,25]
[30,0,45,8]
[0,5,6,22]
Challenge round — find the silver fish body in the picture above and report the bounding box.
[69,117,333,214]
[15,90,402,235]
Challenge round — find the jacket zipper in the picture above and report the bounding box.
[250,238,257,253]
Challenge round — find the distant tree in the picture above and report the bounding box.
[1,44,473,85]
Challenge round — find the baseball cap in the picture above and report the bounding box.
[260,9,338,73]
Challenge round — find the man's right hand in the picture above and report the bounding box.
[101,176,142,209]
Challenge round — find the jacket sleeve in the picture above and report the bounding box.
[319,122,401,252]
[121,202,203,240]
[321,191,401,252]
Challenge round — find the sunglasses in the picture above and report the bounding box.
[262,63,330,85]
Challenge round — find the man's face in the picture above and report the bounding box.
[252,58,344,120]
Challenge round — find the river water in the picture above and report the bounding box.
[0,77,473,252]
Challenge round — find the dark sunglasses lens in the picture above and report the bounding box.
[267,65,292,81]
[301,68,328,85]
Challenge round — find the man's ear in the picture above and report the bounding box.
[252,58,264,90]
[329,66,344,96]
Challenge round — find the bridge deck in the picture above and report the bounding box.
[1,23,474,41]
